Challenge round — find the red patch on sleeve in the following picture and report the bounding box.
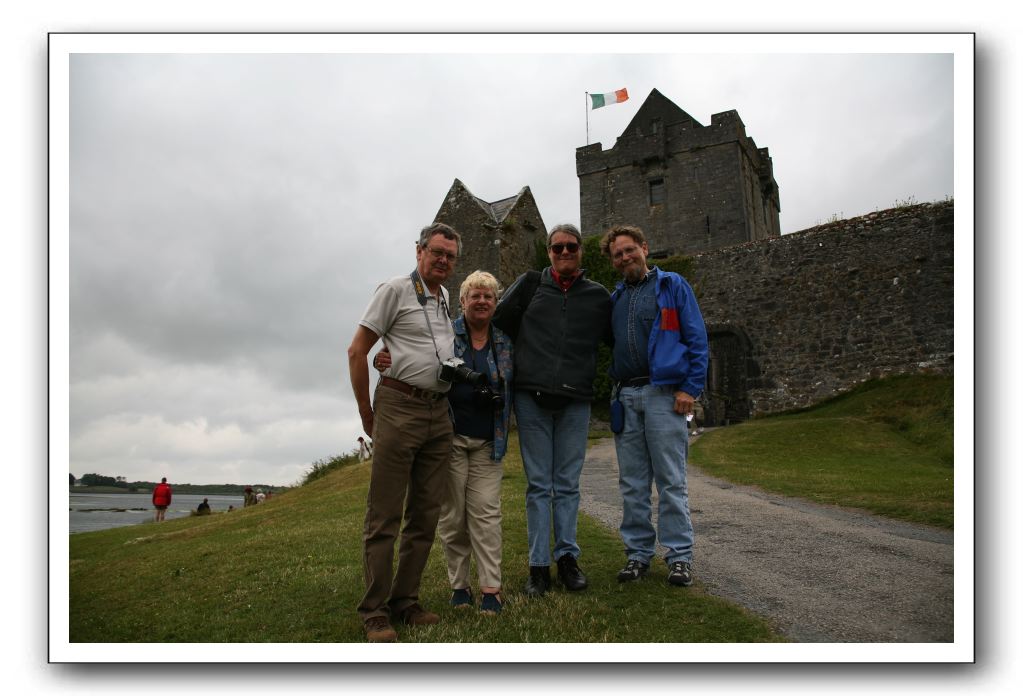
[660,308,680,331]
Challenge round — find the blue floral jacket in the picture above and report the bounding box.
[452,316,514,461]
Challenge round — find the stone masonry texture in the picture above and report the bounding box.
[439,86,953,419]
[689,200,954,417]
[433,178,547,301]
[576,89,780,256]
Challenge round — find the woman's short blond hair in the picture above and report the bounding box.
[459,270,502,303]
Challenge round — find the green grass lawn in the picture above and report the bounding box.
[69,439,782,643]
[69,374,952,642]
[690,374,954,528]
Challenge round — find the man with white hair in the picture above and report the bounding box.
[347,222,461,642]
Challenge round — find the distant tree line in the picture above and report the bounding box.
[70,473,286,495]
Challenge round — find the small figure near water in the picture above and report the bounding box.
[196,498,211,515]
[244,486,258,507]
[152,477,172,522]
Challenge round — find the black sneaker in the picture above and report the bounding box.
[480,592,503,615]
[667,560,694,587]
[617,559,650,583]
[556,554,588,591]
[450,588,473,608]
[524,565,551,597]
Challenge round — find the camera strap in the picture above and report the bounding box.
[410,270,446,366]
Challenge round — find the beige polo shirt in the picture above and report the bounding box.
[359,274,456,393]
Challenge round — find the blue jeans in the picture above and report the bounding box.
[613,384,694,565]
[514,390,591,566]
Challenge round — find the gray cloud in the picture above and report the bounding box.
[67,49,954,484]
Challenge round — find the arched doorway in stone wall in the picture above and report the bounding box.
[702,326,757,427]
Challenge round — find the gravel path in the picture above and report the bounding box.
[579,435,954,642]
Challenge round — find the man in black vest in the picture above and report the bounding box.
[494,223,612,597]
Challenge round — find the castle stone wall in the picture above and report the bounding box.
[689,200,954,416]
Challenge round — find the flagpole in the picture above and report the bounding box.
[585,92,590,145]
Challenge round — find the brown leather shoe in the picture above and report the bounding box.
[364,616,397,643]
[399,603,440,626]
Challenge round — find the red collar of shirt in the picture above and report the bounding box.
[551,268,581,291]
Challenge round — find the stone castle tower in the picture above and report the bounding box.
[433,179,547,301]
[432,90,952,427]
[576,88,781,253]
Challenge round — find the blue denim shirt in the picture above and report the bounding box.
[610,268,658,381]
[452,316,515,461]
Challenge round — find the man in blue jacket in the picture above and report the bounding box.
[600,225,709,587]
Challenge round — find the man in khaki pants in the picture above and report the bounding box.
[347,222,460,643]
[373,270,514,616]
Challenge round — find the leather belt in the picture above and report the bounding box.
[379,376,447,402]
[618,376,651,388]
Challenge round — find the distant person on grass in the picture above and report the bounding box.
[358,436,373,461]
[196,498,211,515]
[243,486,258,507]
[152,477,172,522]
[347,222,461,643]
[601,224,708,587]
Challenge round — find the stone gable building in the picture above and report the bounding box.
[432,178,547,300]
[576,88,781,254]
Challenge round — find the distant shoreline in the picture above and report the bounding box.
[70,485,288,496]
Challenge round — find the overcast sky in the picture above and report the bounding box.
[64,37,957,486]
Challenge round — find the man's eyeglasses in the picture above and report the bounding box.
[425,246,458,262]
[612,245,642,261]
[549,242,580,254]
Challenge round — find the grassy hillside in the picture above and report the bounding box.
[690,374,954,528]
[70,439,782,643]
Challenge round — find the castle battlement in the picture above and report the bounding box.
[575,89,780,253]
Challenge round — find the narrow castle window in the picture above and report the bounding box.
[649,178,665,206]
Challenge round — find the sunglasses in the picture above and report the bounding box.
[549,242,580,254]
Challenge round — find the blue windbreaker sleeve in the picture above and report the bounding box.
[677,280,709,397]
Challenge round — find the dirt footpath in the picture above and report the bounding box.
[578,436,954,642]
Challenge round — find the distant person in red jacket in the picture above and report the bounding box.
[152,477,172,522]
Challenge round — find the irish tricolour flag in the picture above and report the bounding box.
[590,88,629,109]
